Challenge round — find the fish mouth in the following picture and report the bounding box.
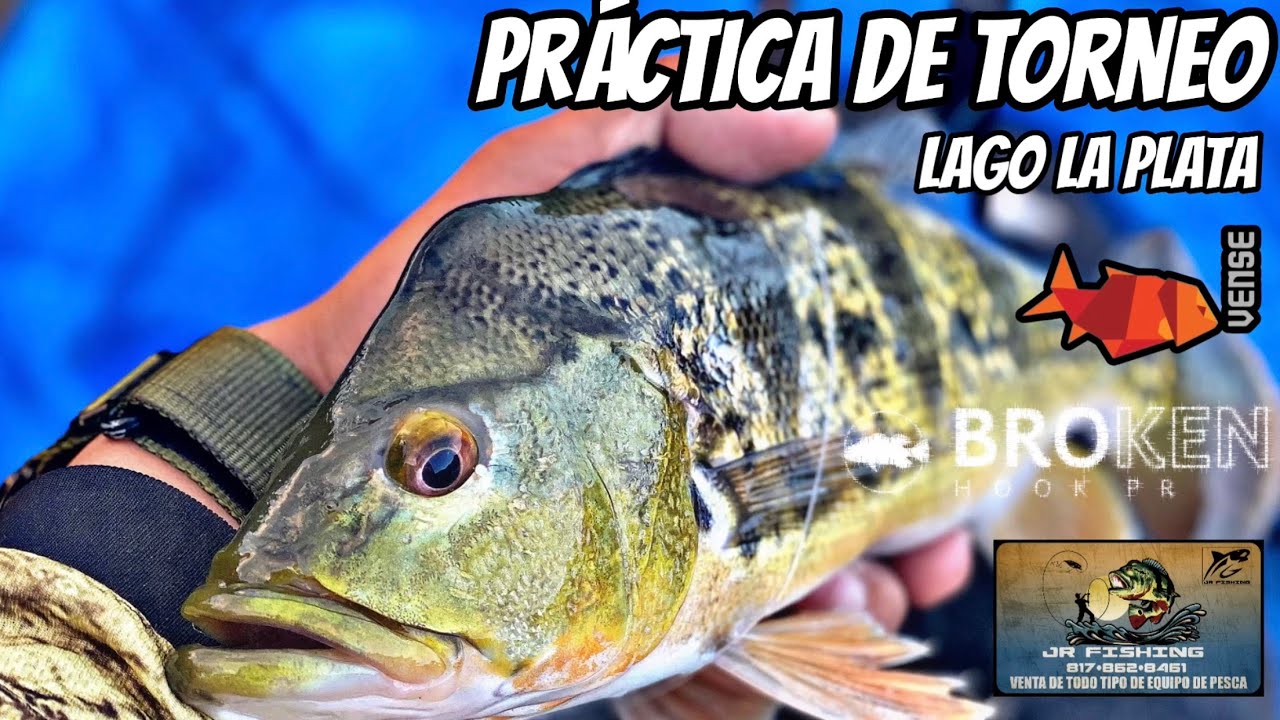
[1109,572,1144,600]
[168,583,462,704]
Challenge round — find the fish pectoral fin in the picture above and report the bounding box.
[614,666,776,720]
[712,427,929,548]
[714,610,992,720]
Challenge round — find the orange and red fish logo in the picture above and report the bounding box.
[1017,244,1222,364]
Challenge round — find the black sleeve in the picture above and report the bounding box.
[0,465,235,648]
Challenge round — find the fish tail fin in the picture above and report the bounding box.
[716,610,992,720]
[1016,245,1078,320]
[1016,291,1063,319]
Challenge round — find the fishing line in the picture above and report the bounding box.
[779,209,840,602]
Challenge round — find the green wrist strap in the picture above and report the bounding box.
[3,328,323,520]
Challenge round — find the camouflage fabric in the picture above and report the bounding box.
[0,548,205,720]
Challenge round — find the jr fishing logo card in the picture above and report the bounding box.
[994,540,1263,696]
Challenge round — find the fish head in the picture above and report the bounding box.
[169,347,678,718]
[1162,279,1220,347]
[169,208,691,719]
[1107,560,1157,601]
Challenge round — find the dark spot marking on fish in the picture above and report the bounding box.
[6,685,60,705]
[806,309,825,346]
[336,501,400,557]
[711,219,742,236]
[835,192,946,413]
[557,341,580,364]
[690,481,713,532]
[640,278,658,295]
[967,245,1034,363]
[852,463,889,490]
[666,267,688,291]
[722,410,748,437]
[836,309,879,363]
[951,309,980,350]
[736,521,762,559]
[671,302,691,327]
[892,336,911,365]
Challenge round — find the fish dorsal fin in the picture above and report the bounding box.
[1141,558,1168,575]
[1101,262,1135,277]
[614,666,776,720]
[714,610,992,720]
[1048,244,1080,290]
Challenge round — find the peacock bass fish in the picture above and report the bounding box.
[1106,559,1180,630]
[164,149,1268,720]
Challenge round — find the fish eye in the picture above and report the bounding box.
[385,411,479,497]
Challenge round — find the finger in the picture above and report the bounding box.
[432,101,837,225]
[439,51,836,206]
[665,106,838,183]
[424,50,835,223]
[796,561,910,632]
[892,530,974,610]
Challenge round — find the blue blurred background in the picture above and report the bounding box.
[0,0,1276,714]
